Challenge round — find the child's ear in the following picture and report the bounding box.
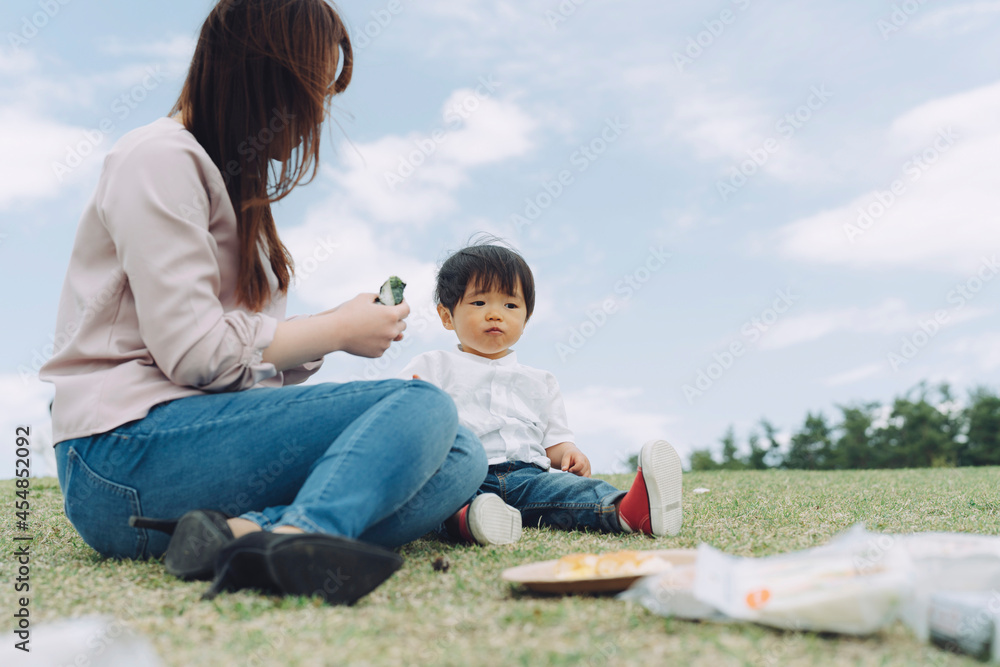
[437,304,455,330]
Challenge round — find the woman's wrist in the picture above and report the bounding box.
[317,309,347,355]
[262,312,343,371]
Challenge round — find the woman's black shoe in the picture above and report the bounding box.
[203,531,404,605]
[130,510,234,580]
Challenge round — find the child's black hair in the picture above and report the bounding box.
[435,242,535,320]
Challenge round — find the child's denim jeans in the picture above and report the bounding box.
[477,461,627,533]
[54,379,487,559]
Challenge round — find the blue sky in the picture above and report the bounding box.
[2,0,999,477]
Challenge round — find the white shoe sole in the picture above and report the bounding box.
[640,440,683,536]
[468,494,522,546]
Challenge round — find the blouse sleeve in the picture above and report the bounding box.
[98,137,278,392]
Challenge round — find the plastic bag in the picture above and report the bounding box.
[928,591,1000,663]
[622,524,1000,646]
[891,531,1000,642]
[691,527,913,635]
[0,615,163,666]
[618,563,731,622]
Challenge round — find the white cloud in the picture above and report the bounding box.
[0,107,98,209]
[947,332,1000,372]
[617,59,843,189]
[760,299,914,350]
[406,1,545,62]
[322,90,536,226]
[823,363,884,387]
[0,52,103,208]
[618,60,775,166]
[0,375,55,479]
[281,87,537,313]
[96,35,196,82]
[284,211,440,313]
[394,1,840,192]
[2,37,183,111]
[0,47,37,74]
[436,89,534,166]
[408,1,497,26]
[396,0,671,149]
[913,1,1000,36]
[99,35,197,61]
[563,386,677,473]
[777,80,1000,273]
[664,88,770,163]
[0,40,188,211]
[759,299,991,350]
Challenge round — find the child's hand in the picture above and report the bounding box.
[561,447,592,477]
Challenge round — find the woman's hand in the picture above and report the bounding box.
[263,294,409,371]
[324,293,409,358]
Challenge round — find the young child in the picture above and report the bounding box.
[400,243,682,546]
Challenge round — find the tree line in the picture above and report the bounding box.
[677,383,1000,471]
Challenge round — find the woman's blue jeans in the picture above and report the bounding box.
[54,379,487,560]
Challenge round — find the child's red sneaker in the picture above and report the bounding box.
[617,440,682,536]
[449,493,522,546]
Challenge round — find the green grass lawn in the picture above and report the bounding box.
[5,468,1000,666]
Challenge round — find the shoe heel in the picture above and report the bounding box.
[129,515,180,535]
[165,511,234,580]
[202,543,268,600]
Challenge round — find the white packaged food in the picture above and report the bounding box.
[692,528,912,635]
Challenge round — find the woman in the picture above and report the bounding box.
[39,0,486,605]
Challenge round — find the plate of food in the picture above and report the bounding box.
[502,549,697,594]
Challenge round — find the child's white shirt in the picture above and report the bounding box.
[399,346,574,469]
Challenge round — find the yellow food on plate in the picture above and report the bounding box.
[554,554,599,580]
[553,551,673,580]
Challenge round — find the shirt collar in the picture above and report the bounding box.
[453,344,518,365]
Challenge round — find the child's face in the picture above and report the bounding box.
[437,280,527,359]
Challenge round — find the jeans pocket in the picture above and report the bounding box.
[63,446,146,559]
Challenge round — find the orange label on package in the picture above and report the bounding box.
[746,588,771,609]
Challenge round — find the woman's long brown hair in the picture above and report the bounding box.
[172,0,353,311]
